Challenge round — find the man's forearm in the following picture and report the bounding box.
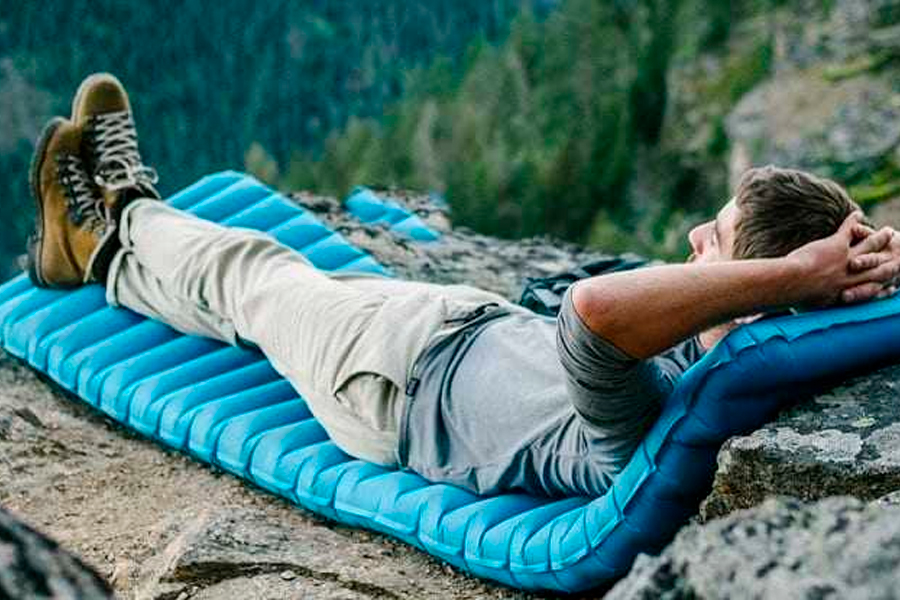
[571,257,808,359]
[573,214,899,360]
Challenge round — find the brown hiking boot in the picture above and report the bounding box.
[27,118,117,289]
[72,73,160,213]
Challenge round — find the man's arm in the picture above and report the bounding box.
[573,213,900,359]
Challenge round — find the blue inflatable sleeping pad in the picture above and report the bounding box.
[3,170,900,593]
[345,185,440,242]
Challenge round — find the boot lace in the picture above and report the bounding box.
[57,154,109,234]
[87,111,159,192]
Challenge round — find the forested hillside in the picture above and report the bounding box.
[288,0,900,258]
[4,0,894,282]
[285,0,771,257]
[0,0,550,279]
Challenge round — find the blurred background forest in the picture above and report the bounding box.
[3,0,900,282]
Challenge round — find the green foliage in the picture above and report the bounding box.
[287,0,647,243]
[850,180,900,206]
[847,159,900,206]
[707,116,731,157]
[285,0,754,255]
[1,0,766,273]
[244,142,280,185]
[708,37,773,106]
[823,51,898,82]
[629,0,682,142]
[702,2,734,50]
[0,0,541,279]
[587,212,644,256]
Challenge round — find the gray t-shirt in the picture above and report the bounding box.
[400,287,704,497]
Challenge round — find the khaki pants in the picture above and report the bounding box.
[106,200,511,465]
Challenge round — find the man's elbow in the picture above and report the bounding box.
[571,280,653,359]
[571,280,618,339]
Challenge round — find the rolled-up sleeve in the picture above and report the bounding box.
[556,285,674,440]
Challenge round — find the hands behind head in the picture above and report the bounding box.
[788,211,900,308]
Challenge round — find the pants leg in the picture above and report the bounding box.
[105,201,409,464]
[106,200,515,465]
[107,251,241,345]
[107,200,384,383]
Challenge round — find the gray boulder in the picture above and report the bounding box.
[702,363,900,519]
[727,71,900,181]
[138,507,501,600]
[608,496,900,600]
[0,506,112,599]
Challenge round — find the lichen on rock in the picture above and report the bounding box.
[703,364,900,520]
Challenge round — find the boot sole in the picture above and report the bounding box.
[27,117,67,289]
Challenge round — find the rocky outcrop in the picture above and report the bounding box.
[727,70,900,182]
[828,0,900,57]
[292,188,611,298]
[608,496,900,599]
[661,0,900,213]
[140,508,463,600]
[726,0,900,187]
[695,0,900,529]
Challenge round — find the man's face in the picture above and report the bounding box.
[687,199,739,263]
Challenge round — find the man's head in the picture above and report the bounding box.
[689,165,861,263]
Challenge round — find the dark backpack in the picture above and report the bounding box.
[518,255,652,317]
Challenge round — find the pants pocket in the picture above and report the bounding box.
[332,371,404,436]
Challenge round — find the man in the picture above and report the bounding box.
[26,73,900,498]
